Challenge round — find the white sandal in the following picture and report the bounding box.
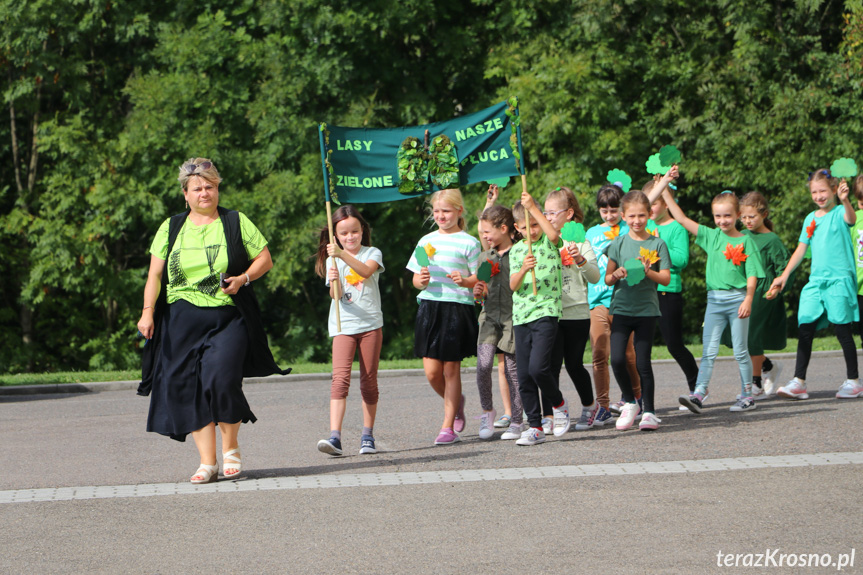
[190,463,219,484]
[223,448,242,478]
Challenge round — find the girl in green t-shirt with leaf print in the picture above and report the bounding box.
[662,187,765,414]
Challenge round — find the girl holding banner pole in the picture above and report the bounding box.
[315,205,384,456]
[407,189,481,445]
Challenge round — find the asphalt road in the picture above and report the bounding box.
[2,352,862,574]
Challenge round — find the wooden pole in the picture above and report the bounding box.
[521,174,537,295]
[326,200,342,332]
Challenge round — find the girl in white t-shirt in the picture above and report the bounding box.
[314,205,384,456]
[407,189,481,445]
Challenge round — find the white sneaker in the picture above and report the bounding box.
[615,402,639,430]
[730,396,757,411]
[478,409,496,440]
[777,377,809,400]
[638,412,661,431]
[516,427,546,446]
[738,388,766,401]
[762,361,782,396]
[501,422,528,440]
[552,399,571,436]
[836,379,863,399]
[541,417,553,435]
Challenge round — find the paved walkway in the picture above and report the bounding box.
[2,353,862,573]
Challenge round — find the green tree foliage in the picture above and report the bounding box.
[1,0,862,372]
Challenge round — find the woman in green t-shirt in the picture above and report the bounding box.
[137,158,285,484]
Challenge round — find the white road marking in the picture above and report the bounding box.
[3,451,861,504]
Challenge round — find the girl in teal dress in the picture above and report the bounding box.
[771,170,861,400]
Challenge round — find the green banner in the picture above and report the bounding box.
[319,100,523,204]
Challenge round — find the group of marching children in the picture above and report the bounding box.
[313,162,863,454]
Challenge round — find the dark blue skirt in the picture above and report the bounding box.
[414,299,478,361]
[147,299,255,442]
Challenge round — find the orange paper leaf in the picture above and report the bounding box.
[603,225,620,240]
[490,260,500,277]
[639,246,660,265]
[344,268,363,287]
[560,247,574,267]
[723,243,748,266]
[806,219,816,238]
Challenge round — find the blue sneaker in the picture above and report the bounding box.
[593,406,615,426]
[359,435,376,454]
[317,437,343,456]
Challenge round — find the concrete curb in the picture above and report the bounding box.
[0,350,853,396]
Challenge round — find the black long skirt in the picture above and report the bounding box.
[147,299,255,442]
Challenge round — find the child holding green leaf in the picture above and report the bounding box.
[407,188,481,445]
[604,191,671,430]
[662,188,765,414]
[586,169,672,424]
[770,169,860,400]
[543,186,601,430]
[509,190,570,445]
[473,203,526,441]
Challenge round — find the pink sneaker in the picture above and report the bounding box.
[434,428,461,445]
[836,379,863,399]
[777,378,809,400]
[453,394,466,432]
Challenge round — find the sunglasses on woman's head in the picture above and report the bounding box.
[182,161,213,175]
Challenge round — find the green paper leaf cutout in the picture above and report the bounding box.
[487,177,510,188]
[646,154,667,175]
[606,169,632,193]
[414,245,429,267]
[831,158,859,179]
[658,145,682,167]
[561,221,586,243]
[624,258,646,286]
[477,261,493,282]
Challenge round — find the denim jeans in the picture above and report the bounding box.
[695,289,752,397]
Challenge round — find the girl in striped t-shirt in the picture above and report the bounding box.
[407,189,481,445]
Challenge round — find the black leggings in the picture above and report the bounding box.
[610,314,657,413]
[550,318,594,406]
[795,321,858,380]
[858,295,863,349]
[514,317,563,428]
[658,292,699,392]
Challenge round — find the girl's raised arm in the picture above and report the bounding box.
[661,188,699,236]
[645,166,679,204]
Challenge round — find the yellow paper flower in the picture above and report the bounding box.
[344,268,363,287]
[424,243,436,259]
[639,246,660,265]
[603,225,620,240]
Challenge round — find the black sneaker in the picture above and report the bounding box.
[359,435,376,455]
[317,437,343,456]
[678,392,704,414]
